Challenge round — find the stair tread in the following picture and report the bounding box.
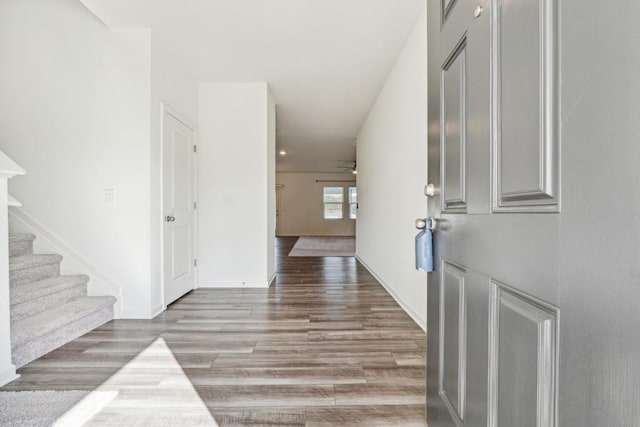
[10,274,89,305]
[8,233,36,243]
[9,254,63,271]
[11,296,116,348]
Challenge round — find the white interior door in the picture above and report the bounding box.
[163,107,196,305]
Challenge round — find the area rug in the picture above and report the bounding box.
[0,390,89,427]
[288,236,356,257]
[0,390,116,427]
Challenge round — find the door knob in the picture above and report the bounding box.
[165,216,176,222]
[424,183,438,198]
[474,5,483,17]
[416,217,437,231]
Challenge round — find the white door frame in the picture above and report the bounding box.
[160,102,198,310]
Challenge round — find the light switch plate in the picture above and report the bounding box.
[105,188,116,204]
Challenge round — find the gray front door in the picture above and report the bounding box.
[426,0,640,426]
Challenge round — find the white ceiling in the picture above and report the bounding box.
[80,0,425,172]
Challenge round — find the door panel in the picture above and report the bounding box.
[499,0,541,196]
[171,225,192,280]
[494,0,559,211]
[163,109,196,305]
[441,41,467,212]
[429,0,640,426]
[442,0,456,21]
[427,0,560,426]
[439,262,467,425]
[490,283,558,427]
[171,129,191,214]
[465,4,491,214]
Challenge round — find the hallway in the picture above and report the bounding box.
[2,237,426,426]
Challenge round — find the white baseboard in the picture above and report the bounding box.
[356,255,426,332]
[278,233,356,237]
[9,208,123,318]
[198,279,272,289]
[120,307,158,320]
[0,364,19,387]
[149,305,164,318]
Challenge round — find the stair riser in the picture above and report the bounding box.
[11,284,87,322]
[9,240,34,257]
[12,306,114,368]
[10,263,60,287]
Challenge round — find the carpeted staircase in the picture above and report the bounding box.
[8,233,116,368]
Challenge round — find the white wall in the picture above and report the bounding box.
[355,12,428,329]
[149,37,198,314]
[0,0,154,318]
[266,91,276,281]
[198,83,275,288]
[276,172,357,237]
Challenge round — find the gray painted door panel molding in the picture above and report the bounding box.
[492,0,559,212]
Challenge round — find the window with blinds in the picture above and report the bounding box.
[323,187,344,219]
[349,187,357,219]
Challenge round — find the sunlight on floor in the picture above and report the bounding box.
[54,338,219,426]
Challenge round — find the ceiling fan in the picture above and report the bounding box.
[339,161,358,175]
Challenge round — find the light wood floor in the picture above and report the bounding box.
[3,237,427,426]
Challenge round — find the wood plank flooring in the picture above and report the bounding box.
[2,237,427,426]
